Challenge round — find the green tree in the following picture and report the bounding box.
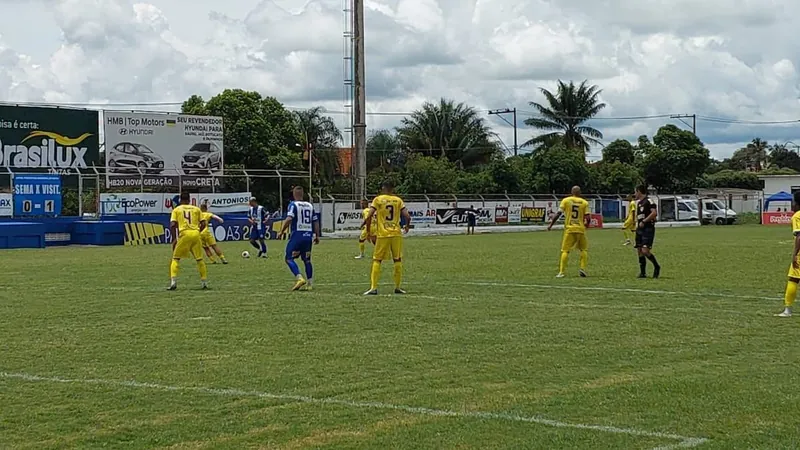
[601,139,635,164]
[640,124,710,193]
[366,129,400,170]
[529,144,590,193]
[292,107,342,188]
[400,154,460,194]
[704,170,761,190]
[730,138,769,171]
[181,89,302,209]
[769,144,800,172]
[396,99,501,167]
[523,80,606,153]
[592,161,641,194]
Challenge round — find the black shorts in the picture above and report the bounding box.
[635,228,655,248]
[467,218,476,226]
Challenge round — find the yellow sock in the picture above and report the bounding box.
[359,242,366,254]
[785,280,798,307]
[218,252,225,260]
[579,251,588,270]
[170,259,179,279]
[370,261,382,290]
[197,259,208,281]
[393,261,403,288]
[559,252,569,273]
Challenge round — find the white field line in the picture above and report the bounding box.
[0,371,707,449]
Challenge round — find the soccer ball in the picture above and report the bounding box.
[241,251,250,259]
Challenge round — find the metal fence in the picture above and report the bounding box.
[0,167,311,217]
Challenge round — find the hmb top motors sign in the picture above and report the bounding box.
[0,105,100,174]
[103,111,224,186]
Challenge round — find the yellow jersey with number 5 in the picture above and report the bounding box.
[171,204,203,234]
[371,194,405,238]
[559,196,589,234]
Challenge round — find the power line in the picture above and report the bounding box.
[695,115,800,125]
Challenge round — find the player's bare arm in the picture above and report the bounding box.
[313,220,320,244]
[212,214,223,223]
[280,216,293,237]
[547,211,562,231]
[792,232,800,269]
[169,220,178,250]
[199,220,207,233]
[401,207,411,233]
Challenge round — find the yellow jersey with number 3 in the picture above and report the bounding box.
[559,196,589,234]
[371,194,405,238]
[171,204,203,235]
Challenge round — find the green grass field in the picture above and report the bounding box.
[2,225,799,449]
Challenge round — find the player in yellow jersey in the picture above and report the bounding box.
[547,185,590,278]
[361,181,411,295]
[199,202,227,264]
[622,194,637,245]
[168,192,208,290]
[355,199,376,259]
[777,191,800,317]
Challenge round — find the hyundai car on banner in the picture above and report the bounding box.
[0,105,99,175]
[103,112,223,187]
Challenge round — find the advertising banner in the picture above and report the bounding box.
[495,206,508,223]
[434,208,493,225]
[100,193,171,215]
[508,206,521,224]
[762,211,792,225]
[103,111,223,185]
[521,206,546,223]
[0,193,11,216]
[407,207,436,226]
[588,213,603,228]
[336,209,364,229]
[123,215,295,245]
[13,173,61,216]
[0,105,99,174]
[190,192,251,213]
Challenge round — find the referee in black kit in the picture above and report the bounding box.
[634,185,661,278]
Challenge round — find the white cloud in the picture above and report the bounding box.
[1,0,800,160]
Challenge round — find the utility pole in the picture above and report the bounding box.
[488,108,518,155]
[670,114,696,135]
[352,0,367,199]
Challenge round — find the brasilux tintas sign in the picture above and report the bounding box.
[0,105,100,174]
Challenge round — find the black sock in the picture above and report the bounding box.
[250,241,260,250]
[646,254,659,267]
[638,256,646,274]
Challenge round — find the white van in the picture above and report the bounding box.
[676,198,736,225]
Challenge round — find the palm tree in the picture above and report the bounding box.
[292,107,343,187]
[366,129,401,170]
[396,98,500,168]
[523,80,606,152]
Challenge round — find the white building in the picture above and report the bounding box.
[759,174,800,196]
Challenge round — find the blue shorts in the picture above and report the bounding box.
[286,238,313,259]
[250,228,265,240]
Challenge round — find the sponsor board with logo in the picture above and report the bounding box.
[0,105,100,174]
[434,208,494,225]
[100,193,171,214]
[106,175,222,189]
[508,206,521,224]
[407,208,436,226]
[762,212,793,225]
[588,213,603,228]
[0,193,12,216]
[520,206,547,223]
[336,210,364,228]
[122,216,290,245]
[103,111,224,184]
[495,206,508,223]
[190,192,251,213]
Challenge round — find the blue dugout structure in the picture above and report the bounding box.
[0,214,297,249]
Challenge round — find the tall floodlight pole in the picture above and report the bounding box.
[352,0,367,199]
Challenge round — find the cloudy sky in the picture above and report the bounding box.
[1,0,799,160]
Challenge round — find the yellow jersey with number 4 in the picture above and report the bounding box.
[559,196,589,234]
[371,194,405,238]
[171,204,204,235]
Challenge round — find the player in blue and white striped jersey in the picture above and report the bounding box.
[248,197,269,258]
[279,186,319,291]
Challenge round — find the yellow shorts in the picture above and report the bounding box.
[359,227,376,242]
[788,264,800,279]
[561,232,588,252]
[623,219,635,231]
[173,230,203,260]
[374,236,403,261]
[200,231,216,247]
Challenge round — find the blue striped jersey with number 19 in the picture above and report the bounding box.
[287,201,314,240]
